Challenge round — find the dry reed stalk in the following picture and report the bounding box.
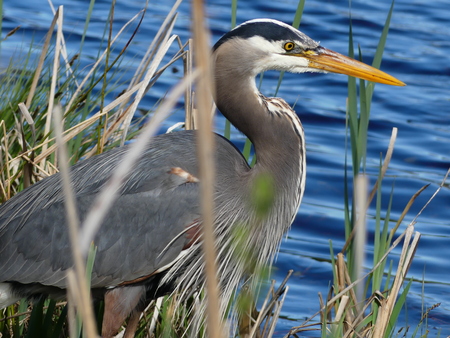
[17,104,35,138]
[391,184,429,236]
[3,26,21,40]
[248,280,275,337]
[0,180,6,203]
[410,168,449,225]
[367,127,397,207]
[334,295,349,323]
[337,253,346,295]
[267,286,289,337]
[344,264,358,316]
[25,9,58,108]
[191,0,223,337]
[40,6,63,172]
[17,103,37,189]
[47,0,79,87]
[318,292,325,325]
[54,102,97,337]
[342,260,358,315]
[334,253,355,331]
[0,120,11,199]
[66,270,79,338]
[184,39,195,130]
[330,238,419,338]
[18,154,53,179]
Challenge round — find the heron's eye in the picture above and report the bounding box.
[284,42,295,51]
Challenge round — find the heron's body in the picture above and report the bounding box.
[0,19,403,337]
[0,127,299,291]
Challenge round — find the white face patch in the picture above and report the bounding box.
[245,35,285,54]
[243,36,320,74]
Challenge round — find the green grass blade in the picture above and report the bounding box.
[17,300,29,336]
[243,138,252,161]
[51,305,68,338]
[343,102,352,239]
[329,240,338,287]
[86,243,98,289]
[80,0,97,53]
[347,19,359,178]
[372,0,395,70]
[345,14,359,267]
[373,156,383,280]
[275,71,285,97]
[292,0,306,28]
[358,79,368,172]
[231,0,237,28]
[224,120,231,139]
[381,182,395,251]
[25,299,45,338]
[367,0,395,103]
[384,259,393,291]
[250,153,257,167]
[42,300,56,336]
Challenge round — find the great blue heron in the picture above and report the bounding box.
[0,19,404,336]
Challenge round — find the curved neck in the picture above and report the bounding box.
[213,55,306,229]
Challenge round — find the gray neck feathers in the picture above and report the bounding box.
[213,41,306,235]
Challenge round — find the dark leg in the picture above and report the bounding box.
[101,285,145,337]
[123,310,142,338]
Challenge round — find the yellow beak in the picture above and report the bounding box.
[302,47,405,86]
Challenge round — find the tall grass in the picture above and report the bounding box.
[0,1,192,336]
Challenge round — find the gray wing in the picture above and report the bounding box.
[0,131,205,289]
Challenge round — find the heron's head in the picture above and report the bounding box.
[213,19,405,86]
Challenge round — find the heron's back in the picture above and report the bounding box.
[0,130,250,292]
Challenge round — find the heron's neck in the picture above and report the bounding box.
[214,69,306,228]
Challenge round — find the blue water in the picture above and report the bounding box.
[2,0,449,336]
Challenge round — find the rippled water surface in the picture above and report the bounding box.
[2,0,449,336]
